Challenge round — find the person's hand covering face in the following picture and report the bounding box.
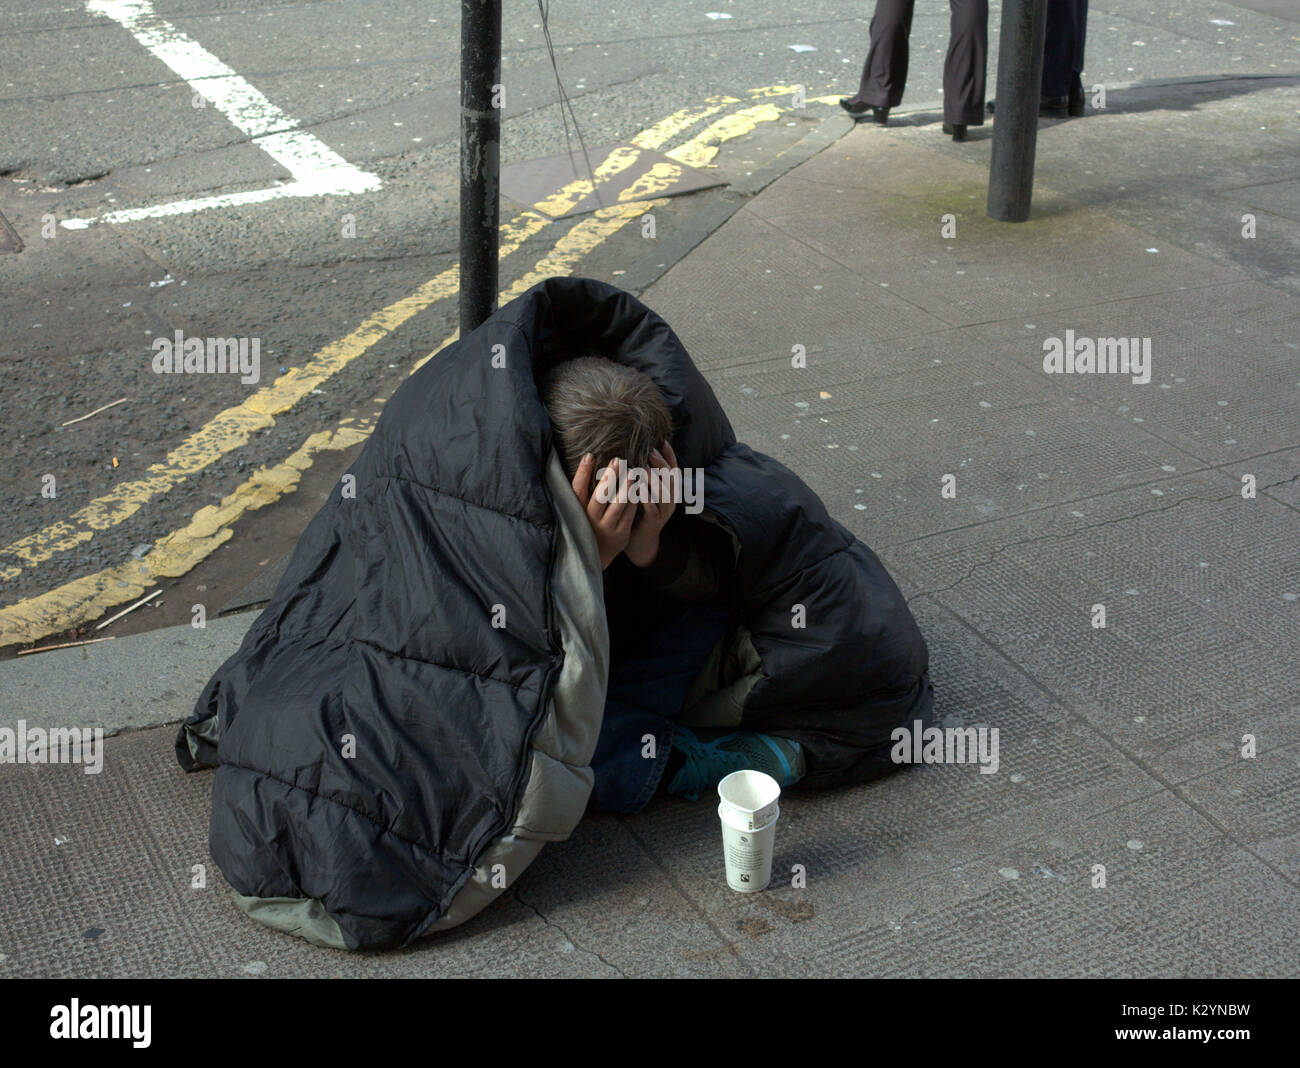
[624,441,679,569]
[571,455,635,570]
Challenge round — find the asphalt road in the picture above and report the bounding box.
[0,0,1295,652]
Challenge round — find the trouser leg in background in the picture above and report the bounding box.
[942,0,988,125]
[1042,0,1084,99]
[1071,0,1089,93]
[853,0,915,108]
[587,605,733,814]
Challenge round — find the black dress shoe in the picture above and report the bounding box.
[942,122,968,142]
[1068,84,1086,117]
[986,98,1074,119]
[1039,95,1069,118]
[839,97,889,124]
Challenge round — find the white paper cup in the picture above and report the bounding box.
[717,769,781,831]
[718,802,778,892]
[716,770,782,892]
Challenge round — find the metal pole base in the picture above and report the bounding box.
[987,0,1048,223]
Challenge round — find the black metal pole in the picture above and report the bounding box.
[460,0,502,333]
[987,0,1048,222]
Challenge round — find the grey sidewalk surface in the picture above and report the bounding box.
[2,71,1298,977]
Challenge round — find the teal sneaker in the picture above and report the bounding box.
[665,725,805,800]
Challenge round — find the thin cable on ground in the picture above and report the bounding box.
[537,0,605,211]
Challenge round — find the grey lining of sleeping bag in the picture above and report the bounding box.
[225,449,609,945]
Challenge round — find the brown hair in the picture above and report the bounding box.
[542,354,672,481]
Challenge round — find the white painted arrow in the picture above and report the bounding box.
[64,0,381,228]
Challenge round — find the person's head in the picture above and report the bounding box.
[542,353,672,481]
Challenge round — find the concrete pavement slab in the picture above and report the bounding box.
[1253,447,1300,512]
[724,357,1202,544]
[638,203,953,355]
[883,470,1298,784]
[0,726,747,978]
[950,283,1299,467]
[737,137,1240,326]
[0,612,253,733]
[803,790,1298,978]
[1176,742,1300,881]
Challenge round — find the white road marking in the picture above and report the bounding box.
[63,0,381,228]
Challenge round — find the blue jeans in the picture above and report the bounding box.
[588,604,733,813]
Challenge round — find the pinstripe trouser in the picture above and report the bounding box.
[851,0,989,126]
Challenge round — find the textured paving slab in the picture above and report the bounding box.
[949,283,1300,467]
[1253,446,1300,512]
[636,203,952,357]
[0,727,745,978]
[883,468,1300,785]
[1175,742,1300,881]
[629,82,1300,976]
[624,605,1297,977]
[802,790,1299,978]
[3,716,1292,977]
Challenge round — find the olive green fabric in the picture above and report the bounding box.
[678,622,764,728]
[232,894,347,950]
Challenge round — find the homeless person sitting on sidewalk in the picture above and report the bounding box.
[175,276,934,951]
[542,354,810,812]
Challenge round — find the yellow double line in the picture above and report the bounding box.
[0,86,800,648]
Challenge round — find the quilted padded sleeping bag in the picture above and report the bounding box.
[176,276,933,950]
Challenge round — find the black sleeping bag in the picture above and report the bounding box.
[176,276,933,950]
